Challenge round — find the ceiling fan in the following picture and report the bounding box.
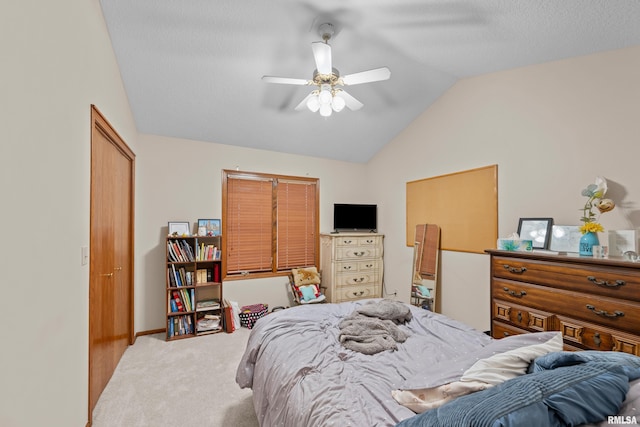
[262,23,391,117]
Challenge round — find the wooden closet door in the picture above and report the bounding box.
[89,106,135,420]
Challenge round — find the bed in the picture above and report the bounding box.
[236,299,640,427]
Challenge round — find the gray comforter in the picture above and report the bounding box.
[235,300,640,427]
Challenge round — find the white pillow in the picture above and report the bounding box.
[392,332,563,413]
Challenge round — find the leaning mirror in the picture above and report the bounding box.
[410,224,440,311]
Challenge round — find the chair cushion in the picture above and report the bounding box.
[291,266,321,286]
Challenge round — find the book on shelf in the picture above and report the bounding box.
[196,299,221,311]
[167,267,177,287]
[213,264,221,282]
[172,290,184,312]
[180,289,191,311]
[196,314,221,332]
[180,240,195,262]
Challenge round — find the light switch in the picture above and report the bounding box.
[82,246,89,265]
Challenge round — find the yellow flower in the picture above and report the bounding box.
[579,222,604,234]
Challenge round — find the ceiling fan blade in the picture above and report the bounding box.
[337,90,363,111]
[341,67,391,85]
[262,76,309,85]
[294,93,314,111]
[311,42,332,75]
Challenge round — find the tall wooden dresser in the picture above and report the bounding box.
[320,233,384,303]
[486,250,640,355]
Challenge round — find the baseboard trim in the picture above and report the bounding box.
[134,328,165,344]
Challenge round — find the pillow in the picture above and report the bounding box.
[291,267,321,286]
[395,360,639,427]
[392,332,563,413]
[299,285,318,302]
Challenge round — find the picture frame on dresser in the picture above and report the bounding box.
[549,225,582,253]
[517,218,553,249]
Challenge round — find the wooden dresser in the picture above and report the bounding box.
[486,250,640,355]
[320,233,384,303]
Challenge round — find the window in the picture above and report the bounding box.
[222,170,319,279]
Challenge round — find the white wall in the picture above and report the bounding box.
[0,1,137,426]
[370,45,640,330]
[135,134,370,331]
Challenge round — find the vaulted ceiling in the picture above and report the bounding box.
[100,0,640,163]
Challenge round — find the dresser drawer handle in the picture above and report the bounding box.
[502,264,527,274]
[352,290,365,296]
[342,265,352,270]
[353,277,365,283]
[586,276,626,287]
[354,251,365,257]
[343,240,353,244]
[503,287,527,297]
[594,333,601,347]
[585,304,624,318]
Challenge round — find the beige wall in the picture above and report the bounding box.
[1,1,138,426]
[370,45,640,330]
[135,134,370,331]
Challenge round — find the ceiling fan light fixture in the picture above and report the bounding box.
[318,85,332,105]
[331,93,346,112]
[306,94,320,112]
[319,104,332,117]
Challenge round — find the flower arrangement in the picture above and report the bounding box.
[579,176,615,234]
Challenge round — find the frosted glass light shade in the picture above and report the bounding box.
[331,94,346,112]
[306,95,320,112]
[318,89,332,105]
[319,104,332,117]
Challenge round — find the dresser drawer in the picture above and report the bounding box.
[557,316,640,355]
[335,259,380,273]
[491,321,527,339]
[335,235,382,248]
[336,247,382,260]
[335,270,381,287]
[492,256,640,302]
[493,279,640,335]
[334,284,380,302]
[492,300,556,332]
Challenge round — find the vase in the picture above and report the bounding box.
[579,232,599,256]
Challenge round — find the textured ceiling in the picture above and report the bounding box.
[100,0,640,163]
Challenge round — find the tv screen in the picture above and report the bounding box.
[333,204,377,232]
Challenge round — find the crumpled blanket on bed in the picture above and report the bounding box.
[396,351,640,427]
[339,299,413,354]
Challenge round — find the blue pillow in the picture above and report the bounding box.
[300,286,316,301]
[396,361,638,427]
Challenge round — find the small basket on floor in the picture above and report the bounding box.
[238,303,269,329]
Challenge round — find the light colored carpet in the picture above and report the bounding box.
[92,327,259,427]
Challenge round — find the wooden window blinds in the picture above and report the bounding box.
[223,170,319,278]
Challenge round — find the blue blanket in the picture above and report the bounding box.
[396,351,640,427]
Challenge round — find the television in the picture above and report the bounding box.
[333,204,377,232]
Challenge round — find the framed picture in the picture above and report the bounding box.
[517,218,553,249]
[549,225,582,253]
[168,221,190,236]
[198,219,221,237]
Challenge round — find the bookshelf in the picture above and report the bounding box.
[166,235,223,340]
